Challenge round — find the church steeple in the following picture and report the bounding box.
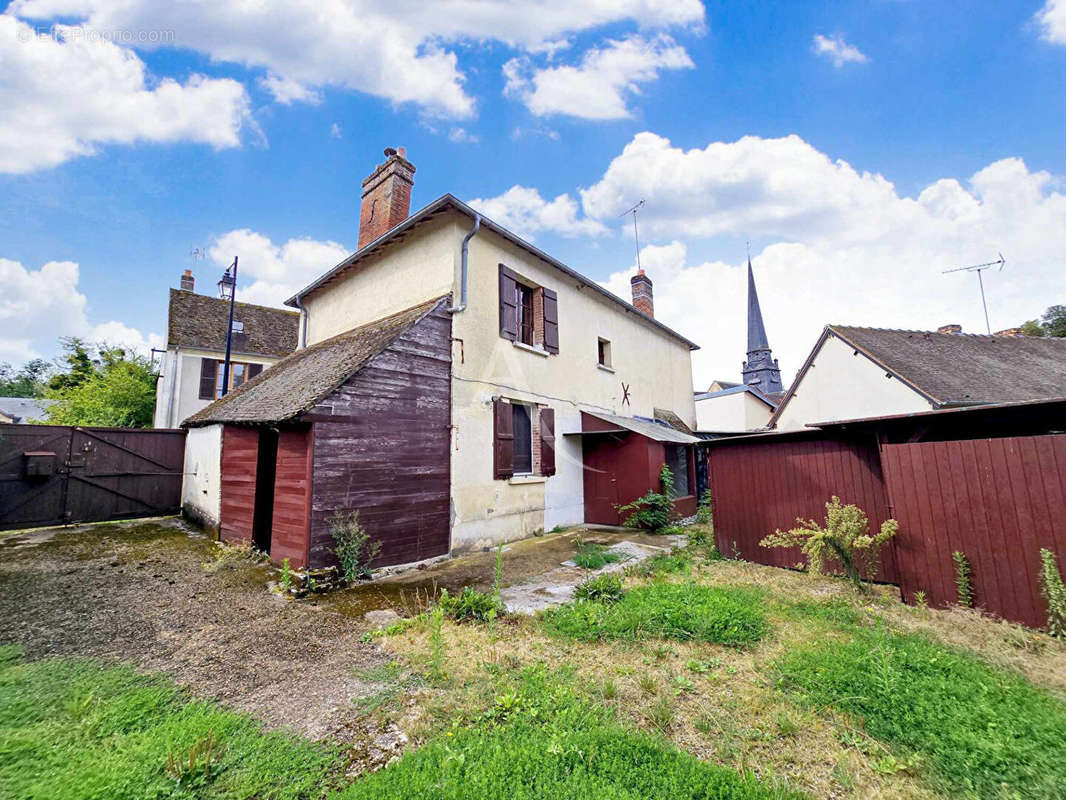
[741,258,784,395]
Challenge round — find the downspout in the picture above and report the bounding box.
[166,347,180,428]
[294,296,308,348]
[448,213,481,313]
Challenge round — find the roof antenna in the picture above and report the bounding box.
[621,199,645,271]
[942,253,1005,334]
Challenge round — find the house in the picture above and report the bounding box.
[770,324,1066,430]
[181,147,702,569]
[0,397,53,424]
[694,260,782,432]
[153,274,300,428]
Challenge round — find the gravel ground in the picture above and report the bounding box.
[0,518,402,756]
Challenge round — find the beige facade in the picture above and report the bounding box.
[154,347,280,428]
[694,388,774,432]
[772,334,931,431]
[298,207,698,552]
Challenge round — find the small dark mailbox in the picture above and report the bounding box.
[23,451,57,478]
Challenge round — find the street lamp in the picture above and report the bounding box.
[218,257,238,397]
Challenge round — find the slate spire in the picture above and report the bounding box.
[741,258,784,395]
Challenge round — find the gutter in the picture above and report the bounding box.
[448,213,481,313]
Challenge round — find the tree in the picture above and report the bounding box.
[1019,305,1066,338]
[43,340,156,428]
[0,359,51,397]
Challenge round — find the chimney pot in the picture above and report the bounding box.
[358,147,415,249]
[180,269,195,292]
[630,270,654,317]
[937,324,962,335]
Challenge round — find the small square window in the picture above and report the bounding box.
[598,338,612,367]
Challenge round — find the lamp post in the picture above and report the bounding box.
[218,257,238,397]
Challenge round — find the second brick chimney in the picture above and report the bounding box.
[358,147,415,249]
[937,324,963,335]
[180,269,195,292]
[630,269,654,316]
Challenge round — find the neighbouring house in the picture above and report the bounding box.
[0,397,53,424]
[770,324,1066,430]
[181,147,702,569]
[694,260,782,432]
[153,273,300,428]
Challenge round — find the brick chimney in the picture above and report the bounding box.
[358,147,415,249]
[994,327,1025,337]
[630,269,654,316]
[180,269,195,292]
[937,324,962,335]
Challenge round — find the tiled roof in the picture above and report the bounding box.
[830,326,1066,405]
[167,289,299,358]
[185,297,447,426]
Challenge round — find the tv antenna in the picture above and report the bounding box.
[190,247,209,266]
[621,199,645,271]
[942,253,1005,334]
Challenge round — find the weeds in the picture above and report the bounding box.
[328,510,381,582]
[775,626,1066,798]
[439,586,504,623]
[574,573,624,603]
[165,729,224,788]
[615,464,678,532]
[1039,548,1066,638]
[952,551,974,607]
[427,604,446,683]
[541,582,768,647]
[572,542,622,570]
[648,694,675,730]
[279,558,292,592]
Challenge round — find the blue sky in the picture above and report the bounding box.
[2,0,1064,386]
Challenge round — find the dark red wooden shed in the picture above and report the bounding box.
[186,297,452,570]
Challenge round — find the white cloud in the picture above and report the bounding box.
[0,257,160,362]
[812,33,868,67]
[1036,0,1066,43]
[448,126,480,144]
[580,133,1066,388]
[504,34,694,119]
[207,229,351,307]
[330,122,342,139]
[0,17,251,173]
[469,186,607,240]
[259,73,322,105]
[9,0,705,120]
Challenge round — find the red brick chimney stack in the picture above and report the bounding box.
[937,324,962,335]
[358,147,416,249]
[180,269,195,292]
[630,268,654,317]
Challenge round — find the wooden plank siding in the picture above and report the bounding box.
[219,426,258,545]
[707,434,900,582]
[882,435,1066,629]
[306,304,452,569]
[269,427,313,567]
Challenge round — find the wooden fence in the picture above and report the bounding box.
[882,435,1066,630]
[0,424,186,530]
[707,431,1066,630]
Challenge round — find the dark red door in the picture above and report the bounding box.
[583,437,620,524]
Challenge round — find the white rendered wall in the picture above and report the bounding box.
[182,424,222,533]
[773,334,932,430]
[154,348,279,428]
[695,391,773,432]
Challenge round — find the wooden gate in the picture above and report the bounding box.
[881,435,1066,629]
[0,424,186,530]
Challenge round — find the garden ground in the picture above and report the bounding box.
[1,519,1065,799]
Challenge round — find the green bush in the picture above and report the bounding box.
[760,496,898,592]
[615,465,678,532]
[572,542,622,570]
[328,510,381,581]
[0,648,338,800]
[574,574,624,604]
[775,627,1066,798]
[439,586,504,623]
[695,489,714,525]
[541,582,768,648]
[335,666,797,800]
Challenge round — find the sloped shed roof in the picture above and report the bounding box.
[167,289,299,357]
[830,326,1066,405]
[580,412,702,444]
[185,297,447,426]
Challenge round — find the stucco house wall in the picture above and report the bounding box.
[773,334,931,431]
[695,390,774,432]
[181,423,223,534]
[155,348,280,429]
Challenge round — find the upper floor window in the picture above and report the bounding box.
[499,264,559,354]
[198,358,263,400]
[598,338,612,367]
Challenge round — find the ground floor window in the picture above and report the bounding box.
[665,444,691,496]
[512,403,533,474]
